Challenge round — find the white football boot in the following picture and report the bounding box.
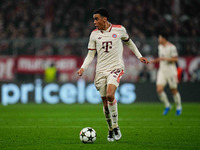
[113,127,122,141]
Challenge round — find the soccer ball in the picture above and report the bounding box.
[80,127,97,143]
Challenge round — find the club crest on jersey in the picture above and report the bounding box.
[112,34,117,38]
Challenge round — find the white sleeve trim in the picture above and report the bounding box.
[124,39,142,59]
[81,50,96,70]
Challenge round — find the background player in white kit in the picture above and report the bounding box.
[150,32,182,116]
[77,8,149,142]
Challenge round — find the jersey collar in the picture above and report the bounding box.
[100,23,112,33]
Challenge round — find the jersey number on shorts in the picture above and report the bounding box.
[111,69,124,83]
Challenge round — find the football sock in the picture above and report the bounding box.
[103,106,112,130]
[108,99,118,129]
[173,92,182,110]
[158,91,170,108]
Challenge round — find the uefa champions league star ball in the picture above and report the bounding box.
[80,127,97,143]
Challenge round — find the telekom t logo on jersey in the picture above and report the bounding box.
[102,41,112,52]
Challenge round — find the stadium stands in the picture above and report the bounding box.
[0,0,199,56]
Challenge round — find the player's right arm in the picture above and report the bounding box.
[77,31,96,76]
[77,50,96,76]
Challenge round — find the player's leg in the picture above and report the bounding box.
[157,85,171,115]
[94,73,114,141]
[107,84,118,128]
[101,96,114,142]
[107,84,121,141]
[168,74,182,115]
[171,89,182,115]
[102,97,113,131]
[157,71,171,115]
[157,85,170,107]
[106,69,124,141]
[101,94,115,142]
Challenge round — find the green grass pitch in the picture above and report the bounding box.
[0,103,199,150]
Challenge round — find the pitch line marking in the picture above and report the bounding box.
[0,126,198,129]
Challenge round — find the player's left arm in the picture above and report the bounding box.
[124,39,149,64]
[121,26,148,64]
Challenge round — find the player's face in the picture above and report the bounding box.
[93,14,106,30]
[158,35,165,45]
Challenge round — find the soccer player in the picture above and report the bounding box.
[77,8,149,142]
[150,32,182,116]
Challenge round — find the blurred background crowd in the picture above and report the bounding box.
[0,0,200,56]
[0,0,200,82]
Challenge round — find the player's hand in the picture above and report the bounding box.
[149,59,157,63]
[149,58,161,63]
[149,60,154,63]
[77,68,84,76]
[159,57,166,61]
[160,57,171,61]
[139,57,149,64]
